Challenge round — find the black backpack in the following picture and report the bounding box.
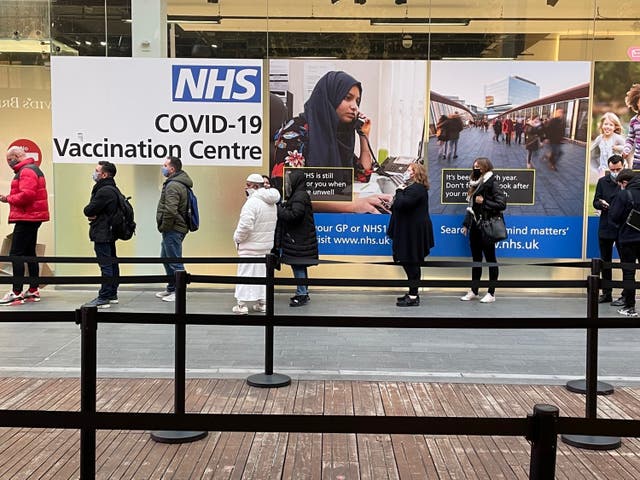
[106,186,136,241]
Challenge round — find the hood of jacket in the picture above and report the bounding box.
[165,169,193,189]
[288,168,307,193]
[252,187,281,205]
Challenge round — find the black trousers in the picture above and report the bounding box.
[618,242,640,308]
[598,237,618,296]
[10,221,42,293]
[469,225,498,295]
[402,263,421,296]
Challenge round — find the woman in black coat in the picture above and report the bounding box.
[387,162,435,307]
[460,157,507,303]
[276,168,318,307]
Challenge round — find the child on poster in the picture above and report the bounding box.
[591,112,626,175]
[623,83,640,169]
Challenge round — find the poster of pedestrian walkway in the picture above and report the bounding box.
[586,61,640,258]
[428,61,590,258]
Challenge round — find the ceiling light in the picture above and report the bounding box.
[395,0,407,4]
[546,0,559,6]
[371,18,470,26]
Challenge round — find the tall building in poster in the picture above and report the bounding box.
[484,75,540,109]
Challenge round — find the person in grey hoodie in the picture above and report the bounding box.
[155,156,193,302]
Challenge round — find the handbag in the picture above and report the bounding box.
[625,189,640,232]
[479,214,508,243]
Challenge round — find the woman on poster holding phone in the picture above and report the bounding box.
[272,70,392,213]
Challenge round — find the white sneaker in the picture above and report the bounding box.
[480,293,496,303]
[155,290,172,298]
[232,304,249,315]
[252,303,267,313]
[460,291,479,301]
[0,290,23,306]
[161,293,176,302]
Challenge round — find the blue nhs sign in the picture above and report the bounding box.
[172,65,261,103]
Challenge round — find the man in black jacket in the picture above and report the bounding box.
[593,155,624,305]
[83,161,121,308]
[608,169,640,317]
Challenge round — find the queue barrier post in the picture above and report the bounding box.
[151,269,207,444]
[528,404,559,480]
[247,254,291,388]
[79,305,98,480]
[565,258,615,396]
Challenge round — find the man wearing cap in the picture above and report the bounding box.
[0,146,50,305]
[155,156,194,302]
[232,173,280,314]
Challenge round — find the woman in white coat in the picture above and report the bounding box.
[232,174,280,314]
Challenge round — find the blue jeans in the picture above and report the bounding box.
[292,265,308,296]
[161,230,185,292]
[94,241,119,299]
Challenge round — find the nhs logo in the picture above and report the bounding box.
[172,65,261,103]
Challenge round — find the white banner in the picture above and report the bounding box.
[51,57,263,166]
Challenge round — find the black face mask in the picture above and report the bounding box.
[8,159,19,168]
[472,168,481,178]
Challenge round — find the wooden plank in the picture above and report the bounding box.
[322,381,359,480]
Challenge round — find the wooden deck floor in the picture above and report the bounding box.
[1,378,640,479]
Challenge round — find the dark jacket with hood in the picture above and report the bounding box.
[275,169,318,265]
[83,177,120,243]
[387,182,435,263]
[609,176,640,245]
[156,170,193,234]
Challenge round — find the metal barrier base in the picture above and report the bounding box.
[561,434,621,451]
[565,379,614,395]
[247,373,291,388]
[150,431,208,444]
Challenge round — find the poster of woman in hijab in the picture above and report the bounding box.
[269,60,427,214]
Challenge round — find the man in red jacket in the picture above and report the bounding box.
[0,146,50,305]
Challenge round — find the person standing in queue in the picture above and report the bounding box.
[388,162,435,307]
[275,168,318,307]
[460,157,506,303]
[155,156,193,302]
[0,146,49,305]
[593,154,625,306]
[608,169,640,317]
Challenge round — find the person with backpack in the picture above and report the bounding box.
[0,146,50,306]
[83,161,122,309]
[155,156,194,302]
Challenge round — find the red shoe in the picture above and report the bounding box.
[23,289,41,302]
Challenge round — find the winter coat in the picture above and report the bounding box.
[447,115,464,140]
[7,158,49,223]
[275,169,318,265]
[525,122,543,151]
[593,174,620,240]
[462,172,506,230]
[609,176,640,245]
[233,187,280,256]
[83,177,121,243]
[156,170,193,234]
[387,182,435,263]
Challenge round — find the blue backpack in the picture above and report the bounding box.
[184,186,199,232]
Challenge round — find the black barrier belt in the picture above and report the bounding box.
[2,311,639,329]
[0,410,639,438]
[0,254,593,269]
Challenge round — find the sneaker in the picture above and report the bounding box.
[598,294,613,304]
[162,293,176,302]
[460,291,479,301]
[611,297,626,307]
[618,306,638,317]
[396,293,409,302]
[0,291,24,306]
[107,296,119,304]
[480,293,496,303]
[155,290,172,298]
[23,289,41,303]
[252,303,267,313]
[290,295,310,307]
[85,297,110,309]
[232,304,249,315]
[396,295,420,307]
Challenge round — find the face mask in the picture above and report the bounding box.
[610,171,619,180]
[8,159,19,168]
[245,187,256,197]
[473,168,481,177]
[161,167,170,177]
[402,170,412,182]
[92,171,100,182]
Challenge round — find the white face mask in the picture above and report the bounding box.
[245,187,256,197]
[402,170,412,182]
